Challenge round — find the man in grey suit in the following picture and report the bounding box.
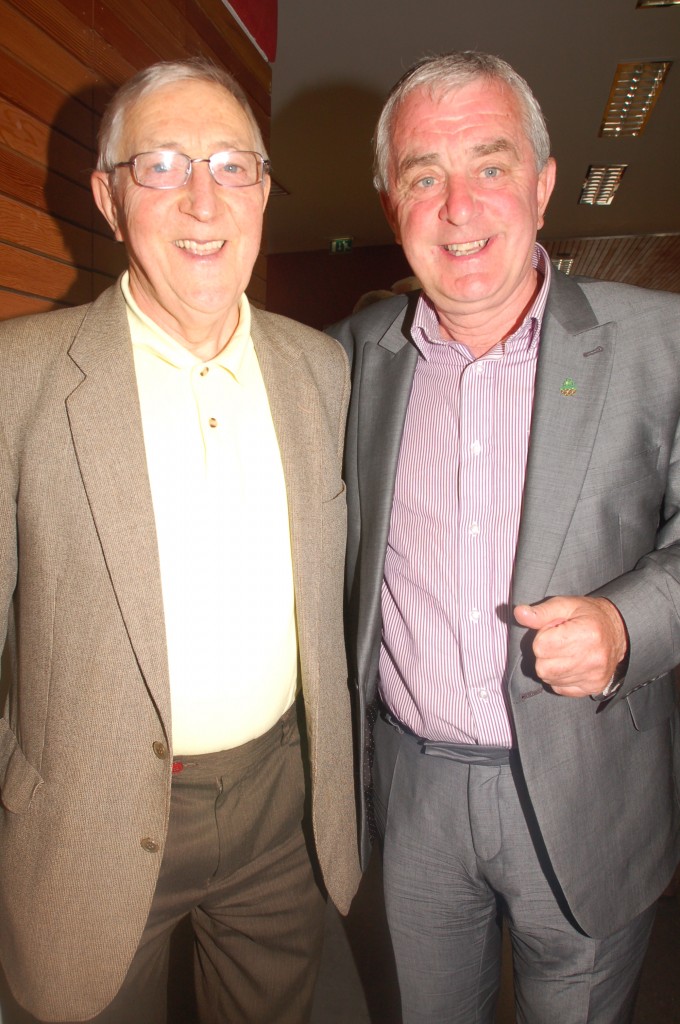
[0,60,359,1023]
[329,51,680,1024]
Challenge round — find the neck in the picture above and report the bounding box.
[436,271,542,358]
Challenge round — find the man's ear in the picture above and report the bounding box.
[261,173,271,212]
[91,171,124,241]
[536,157,556,231]
[379,190,401,246]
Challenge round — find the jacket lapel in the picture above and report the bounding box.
[65,286,171,731]
[508,273,617,681]
[250,311,322,704]
[354,301,418,692]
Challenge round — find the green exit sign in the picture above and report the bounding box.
[330,237,353,254]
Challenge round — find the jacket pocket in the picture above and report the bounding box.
[626,675,677,732]
[0,718,43,812]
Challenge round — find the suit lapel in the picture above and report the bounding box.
[355,301,418,688]
[251,311,322,705]
[65,286,171,730]
[508,273,617,680]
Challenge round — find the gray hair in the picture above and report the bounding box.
[373,51,550,192]
[97,57,268,171]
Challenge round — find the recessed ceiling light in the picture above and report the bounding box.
[579,166,628,205]
[551,255,575,274]
[600,61,671,137]
[637,1,680,8]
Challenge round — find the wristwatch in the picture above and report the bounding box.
[590,660,627,702]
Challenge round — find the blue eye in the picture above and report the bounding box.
[482,166,501,178]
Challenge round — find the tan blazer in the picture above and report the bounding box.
[0,284,360,1021]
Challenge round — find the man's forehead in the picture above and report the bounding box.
[395,80,524,133]
[121,81,253,147]
[391,83,528,163]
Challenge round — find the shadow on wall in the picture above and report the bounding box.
[43,82,127,310]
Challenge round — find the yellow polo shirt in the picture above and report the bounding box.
[122,274,297,753]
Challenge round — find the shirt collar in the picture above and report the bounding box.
[121,271,252,379]
[411,243,552,359]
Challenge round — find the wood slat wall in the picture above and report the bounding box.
[541,233,680,294]
[0,0,271,320]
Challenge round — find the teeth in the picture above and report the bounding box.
[174,239,225,254]
[444,239,488,256]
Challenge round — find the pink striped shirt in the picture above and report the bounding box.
[379,245,552,745]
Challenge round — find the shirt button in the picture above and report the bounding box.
[152,741,167,760]
[471,440,481,456]
[479,688,489,701]
[208,417,218,428]
[140,837,160,854]
[469,521,480,536]
[470,608,481,623]
[200,367,210,377]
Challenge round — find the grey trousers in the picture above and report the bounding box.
[44,702,326,1024]
[373,711,656,1024]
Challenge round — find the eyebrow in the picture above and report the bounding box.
[396,152,441,178]
[139,141,243,153]
[396,137,520,177]
[469,139,519,160]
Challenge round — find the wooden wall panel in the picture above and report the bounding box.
[541,234,680,294]
[0,0,272,318]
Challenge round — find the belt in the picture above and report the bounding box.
[380,706,512,766]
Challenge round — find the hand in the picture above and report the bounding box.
[513,596,628,698]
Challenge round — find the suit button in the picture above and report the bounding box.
[140,837,160,854]
[152,741,168,759]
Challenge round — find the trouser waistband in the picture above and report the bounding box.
[380,706,512,766]
[171,701,299,781]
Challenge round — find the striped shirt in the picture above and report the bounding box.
[379,244,552,745]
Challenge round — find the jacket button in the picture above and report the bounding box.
[140,837,160,854]
[152,741,168,759]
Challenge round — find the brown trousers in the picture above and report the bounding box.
[44,702,326,1024]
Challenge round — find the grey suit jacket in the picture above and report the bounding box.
[0,284,360,1021]
[329,270,680,938]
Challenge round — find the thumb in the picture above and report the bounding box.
[514,597,567,630]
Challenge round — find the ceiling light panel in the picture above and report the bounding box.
[579,165,628,206]
[600,61,671,137]
[551,256,575,274]
[637,1,680,8]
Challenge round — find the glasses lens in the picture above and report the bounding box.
[134,151,190,188]
[210,151,261,187]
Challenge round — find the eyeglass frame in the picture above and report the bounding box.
[112,149,271,190]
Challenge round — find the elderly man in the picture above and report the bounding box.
[329,51,680,1024]
[0,59,359,1024]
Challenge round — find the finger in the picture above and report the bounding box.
[514,597,573,630]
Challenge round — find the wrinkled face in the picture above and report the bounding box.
[381,78,555,337]
[92,79,269,348]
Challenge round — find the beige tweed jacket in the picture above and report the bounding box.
[0,284,360,1021]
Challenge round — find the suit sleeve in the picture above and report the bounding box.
[592,398,680,694]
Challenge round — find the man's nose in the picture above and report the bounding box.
[179,160,222,219]
[438,175,476,226]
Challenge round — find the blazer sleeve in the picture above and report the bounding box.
[593,414,680,693]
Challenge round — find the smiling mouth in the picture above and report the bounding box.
[443,239,489,256]
[174,239,225,255]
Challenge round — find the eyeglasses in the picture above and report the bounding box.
[113,149,270,189]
